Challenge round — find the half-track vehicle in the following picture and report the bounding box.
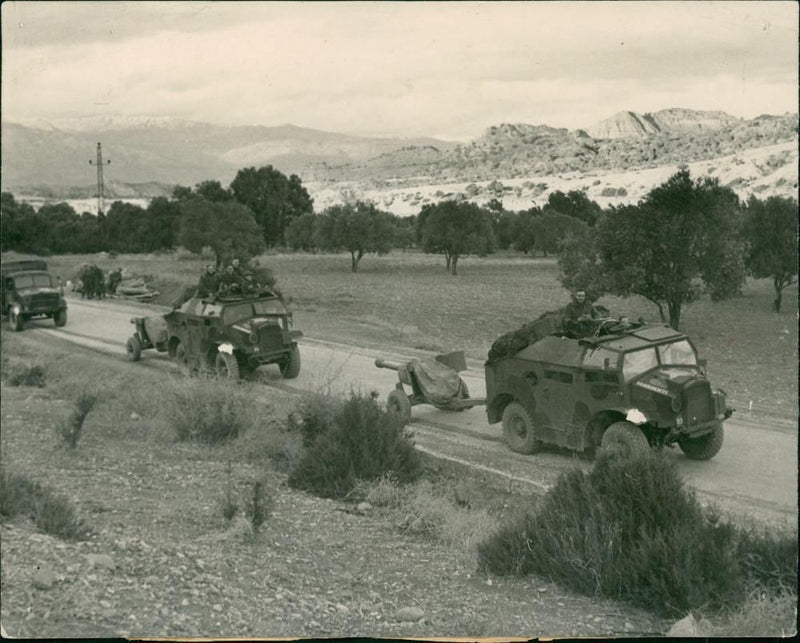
[126,287,301,379]
[485,318,732,460]
[1,260,67,331]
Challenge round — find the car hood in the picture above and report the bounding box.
[18,286,60,296]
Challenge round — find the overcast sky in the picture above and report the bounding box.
[2,1,797,141]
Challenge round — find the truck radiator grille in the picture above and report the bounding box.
[683,381,713,425]
[29,293,60,311]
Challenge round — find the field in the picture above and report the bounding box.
[1,248,797,638]
[41,249,799,419]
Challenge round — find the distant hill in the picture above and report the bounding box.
[1,109,796,213]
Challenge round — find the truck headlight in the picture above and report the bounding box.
[670,396,682,412]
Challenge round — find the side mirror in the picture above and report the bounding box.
[698,358,707,373]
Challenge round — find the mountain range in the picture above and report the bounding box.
[1,109,797,214]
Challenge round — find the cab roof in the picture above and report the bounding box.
[514,324,687,365]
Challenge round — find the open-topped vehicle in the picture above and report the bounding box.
[126,287,302,379]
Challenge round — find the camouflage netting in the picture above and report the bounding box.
[487,310,563,363]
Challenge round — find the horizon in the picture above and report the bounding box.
[2,1,797,142]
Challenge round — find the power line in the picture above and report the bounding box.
[89,142,111,215]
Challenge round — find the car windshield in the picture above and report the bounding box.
[622,348,659,380]
[221,303,254,325]
[13,274,53,289]
[253,299,286,315]
[657,340,697,366]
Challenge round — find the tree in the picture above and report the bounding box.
[229,166,314,246]
[744,195,798,312]
[531,212,587,256]
[316,201,397,272]
[285,213,319,252]
[178,198,265,266]
[0,193,49,254]
[589,170,745,329]
[194,180,231,203]
[145,197,182,251]
[418,201,496,275]
[543,190,602,227]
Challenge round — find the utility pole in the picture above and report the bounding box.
[89,142,111,216]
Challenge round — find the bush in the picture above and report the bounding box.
[736,520,798,591]
[0,469,90,541]
[166,378,258,444]
[3,362,46,387]
[288,392,421,498]
[477,450,745,617]
[57,389,98,449]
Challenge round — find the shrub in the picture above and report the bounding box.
[477,450,746,617]
[245,477,275,532]
[219,461,239,522]
[4,362,46,387]
[57,389,98,449]
[166,378,257,444]
[736,520,797,591]
[288,392,421,498]
[0,469,90,541]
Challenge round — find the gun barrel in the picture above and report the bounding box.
[374,358,404,371]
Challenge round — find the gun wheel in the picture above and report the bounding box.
[387,389,412,426]
[126,336,142,362]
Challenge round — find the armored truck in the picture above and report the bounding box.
[128,287,301,379]
[1,260,67,331]
[485,319,731,460]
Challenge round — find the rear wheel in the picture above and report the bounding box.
[54,309,67,327]
[679,424,724,460]
[8,308,23,332]
[126,336,142,362]
[387,389,412,426]
[600,421,649,457]
[502,401,542,454]
[279,345,301,379]
[215,351,240,379]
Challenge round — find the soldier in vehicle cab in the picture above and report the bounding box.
[197,264,221,298]
[563,290,596,321]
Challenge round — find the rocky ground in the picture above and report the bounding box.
[0,372,669,639]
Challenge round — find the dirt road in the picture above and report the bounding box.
[24,296,798,526]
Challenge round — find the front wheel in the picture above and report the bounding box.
[679,424,724,460]
[175,342,189,369]
[126,335,142,362]
[386,389,412,426]
[279,345,301,379]
[215,351,240,379]
[502,401,542,454]
[600,421,649,457]
[54,309,67,327]
[8,308,24,332]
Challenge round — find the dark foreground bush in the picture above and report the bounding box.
[0,469,90,541]
[477,450,748,617]
[288,392,421,499]
[4,362,46,387]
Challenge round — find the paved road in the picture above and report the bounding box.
[24,296,799,526]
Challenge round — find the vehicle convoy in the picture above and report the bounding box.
[380,316,732,461]
[126,287,302,379]
[1,260,68,331]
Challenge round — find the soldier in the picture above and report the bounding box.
[218,265,240,293]
[197,264,220,298]
[563,290,596,322]
[107,268,123,294]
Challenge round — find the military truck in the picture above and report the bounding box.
[485,319,732,460]
[1,260,68,331]
[127,287,301,379]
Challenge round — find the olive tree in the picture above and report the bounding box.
[315,201,396,272]
[743,195,798,312]
[417,201,495,275]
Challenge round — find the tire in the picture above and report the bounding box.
[279,344,301,379]
[9,308,24,332]
[126,336,142,362]
[679,424,724,461]
[54,309,67,327]
[386,389,412,426]
[215,351,240,379]
[600,421,650,457]
[175,342,189,369]
[502,401,542,454]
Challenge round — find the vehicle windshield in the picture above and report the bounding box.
[582,346,618,369]
[253,299,286,315]
[221,303,254,326]
[657,339,697,366]
[622,348,659,380]
[622,340,698,380]
[13,273,53,289]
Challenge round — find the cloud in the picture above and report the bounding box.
[2,1,797,139]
